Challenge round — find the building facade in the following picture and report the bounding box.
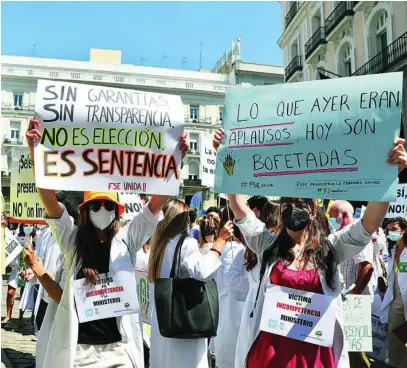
[279,1,407,129]
[1,43,283,212]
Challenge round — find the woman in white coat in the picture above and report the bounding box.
[26,119,188,368]
[213,129,406,368]
[214,207,249,368]
[148,199,233,368]
[380,217,407,368]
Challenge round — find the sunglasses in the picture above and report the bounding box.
[88,201,116,212]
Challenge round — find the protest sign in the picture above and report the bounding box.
[34,80,184,195]
[118,193,143,221]
[73,271,140,323]
[259,285,336,347]
[200,136,216,187]
[215,73,403,201]
[385,184,407,218]
[5,228,24,266]
[135,270,152,324]
[10,148,46,224]
[368,314,388,361]
[343,295,373,352]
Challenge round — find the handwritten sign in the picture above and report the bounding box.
[34,80,184,195]
[200,136,216,187]
[73,271,140,323]
[386,184,407,218]
[259,285,336,347]
[5,228,23,266]
[367,314,388,361]
[215,73,403,201]
[118,193,142,221]
[135,270,151,324]
[343,295,373,352]
[10,148,46,224]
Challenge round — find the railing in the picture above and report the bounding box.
[285,55,303,81]
[188,149,199,155]
[353,32,407,76]
[3,136,24,145]
[1,103,35,111]
[183,179,202,186]
[184,116,212,124]
[305,27,327,60]
[325,2,355,37]
[316,67,343,79]
[285,2,299,28]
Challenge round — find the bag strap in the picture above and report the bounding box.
[170,233,189,279]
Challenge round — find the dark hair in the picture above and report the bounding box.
[385,217,407,255]
[74,202,120,284]
[206,206,221,216]
[218,206,246,246]
[265,197,338,290]
[188,209,197,223]
[56,191,83,225]
[199,214,220,247]
[248,196,268,212]
[18,223,26,237]
[245,201,281,272]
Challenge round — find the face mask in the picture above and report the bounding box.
[89,206,116,230]
[282,206,310,232]
[387,231,403,242]
[24,226,32,235]
[328,217,342,231]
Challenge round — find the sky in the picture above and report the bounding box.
[1,1,284,71]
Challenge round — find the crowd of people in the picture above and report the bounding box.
[0,121,406,368]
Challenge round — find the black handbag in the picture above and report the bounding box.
[154,233,219,339]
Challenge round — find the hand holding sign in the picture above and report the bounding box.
[388,138,407,173]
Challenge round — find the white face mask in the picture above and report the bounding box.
[89,206,116,230]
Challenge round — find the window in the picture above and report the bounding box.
[376,11,388,51]
[13,94,23,108]
[338,43,353,77]
[219,108,224,121]
[10,121,21,140]
[190,106,199,120]
[188,162,199,180]
[189,174,198,180]
[189,140,198,151]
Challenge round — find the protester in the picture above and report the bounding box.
[188,209,200,240]
[235,200,280,368]
[247,196,268,220]
[135,238,151,272]
[206,206,221,221]
[214,207,248,368]
[148,199,232,368]
[199,214,220,254]
[380,217,407,368]
[26,118,188,368]
[213,128,406,368]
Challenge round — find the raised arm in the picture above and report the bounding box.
[362,138,407,234]
[26,119,62,219]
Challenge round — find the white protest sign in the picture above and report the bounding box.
[343,295,373,352]
[10,148,46,224]
[118,193,143,221]
[73,271,140,323]
[135,270,152,324]
[5,228,24,266]
[34,80,184,195]
[259,285,336,347]
[199,136,216,187]
[386,184,407,218]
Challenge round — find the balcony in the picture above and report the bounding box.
[3,136,24,146]
[352,32,407,76]
[285,55,303,82]
[1,103,34,112]
[285,2,299,28]
[183,179,202,187]
[184,116,212,124]
[305,27,327,61]
[325,2,355,41]
[187,149,199,156]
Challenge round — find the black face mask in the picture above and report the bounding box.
[282,206,310,232]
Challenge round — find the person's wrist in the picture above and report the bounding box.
[32,262,45,278]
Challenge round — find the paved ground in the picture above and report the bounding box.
[1,279,36,368]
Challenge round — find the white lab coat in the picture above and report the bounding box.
[38,203,159,368]
[214,241,248,368]
[380,246,407,322]
[150,235,222,368]
[235,263,260,368]
[235,210,373,368]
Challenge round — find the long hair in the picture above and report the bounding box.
[384,217,407,255]
[148,199,190,282]
[245,201,280,272]
[199,214,220,247]
[75,205,121,284]
[218,206,246,246]
[274,197,337,289]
